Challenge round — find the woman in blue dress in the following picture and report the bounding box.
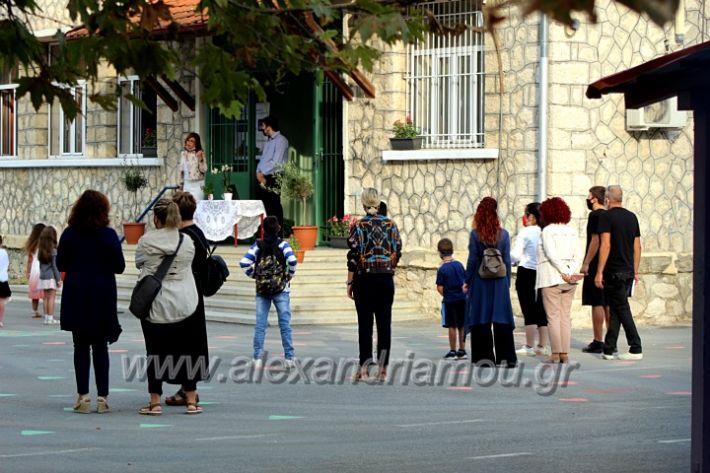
[464,197,517,367]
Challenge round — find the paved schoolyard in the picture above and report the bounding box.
[0,299,691,473]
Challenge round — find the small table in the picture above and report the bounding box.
[194,200,265,245]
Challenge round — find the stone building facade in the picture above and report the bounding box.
[1,0,705,326]
[343,0,706,326]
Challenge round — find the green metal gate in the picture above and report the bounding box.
[206,105,254,199]
[314,74,344,241]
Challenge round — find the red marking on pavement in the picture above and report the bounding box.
[42,342,66,345]
[557,380,577,386]
[215,336,236,340]
[640,374,662,379]
[665,346,686,350]
[559,397,589,402]
[437,335,448,338]
[293,331,312,336]
[108,349,128,353]
[583,388,631,394]
[447,386,473,391]
[668,391,691,396]
[617,361,636,366]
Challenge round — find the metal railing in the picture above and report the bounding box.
[120,185,179,243]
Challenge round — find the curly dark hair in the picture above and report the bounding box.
[68,190,110,230]
[473,197,500,244]
[540,197,572,225]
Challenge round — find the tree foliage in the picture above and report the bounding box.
[0,0,679,119]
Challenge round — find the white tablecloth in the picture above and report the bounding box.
[194,200,266,241]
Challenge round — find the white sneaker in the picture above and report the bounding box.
[515,346,535,356]
[618,352,643,361]
[534,345,551,356]
[252,359,263,370]
[601,353,616,360]
[284,359,296,370]
[43,315,50,325]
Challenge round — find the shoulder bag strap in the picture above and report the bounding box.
[153,233,184,282]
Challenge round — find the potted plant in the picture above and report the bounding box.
[390,115,423,150]
[288,236,305,263]
[201,180,215,200]
[274,161,316,250]
[122,163,149,244]
[212,164,233,200]
[142,128,157,157]
[326,214,352,248]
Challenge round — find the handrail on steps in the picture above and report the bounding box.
[120,185,179,243]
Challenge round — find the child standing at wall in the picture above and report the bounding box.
[37,226,61,325]
[0,235,11,328]
[436,238,467,360]
[24,223,46,318]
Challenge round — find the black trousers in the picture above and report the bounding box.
[72,331,109,397]
[469,323,517,367]
[603,273,642,355]
[256,175,283,232]
[353,274,394,367]
[515,267,548,327]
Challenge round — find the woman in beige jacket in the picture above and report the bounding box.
[135,199,204,415]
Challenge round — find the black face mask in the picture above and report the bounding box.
[586,198,594,210]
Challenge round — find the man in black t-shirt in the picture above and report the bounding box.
[594,185,642,360]
[580,186,609,354]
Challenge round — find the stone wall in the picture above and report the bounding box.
[345,1,701,325]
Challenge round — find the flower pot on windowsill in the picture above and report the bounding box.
[329,235,349,249]
[389,137,423,151]
[223,192,233,201]
[141,146,157,158]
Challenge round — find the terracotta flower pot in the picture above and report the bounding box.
[294,249,305,263]
[292,225,318,250]
[123,222,146,244]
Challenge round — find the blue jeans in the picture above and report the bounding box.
[253,291,294,360]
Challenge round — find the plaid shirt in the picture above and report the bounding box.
[346,215,402,274]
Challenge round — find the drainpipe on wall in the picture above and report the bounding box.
[536,14,549,202]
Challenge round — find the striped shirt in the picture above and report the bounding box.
[239,238,297,292]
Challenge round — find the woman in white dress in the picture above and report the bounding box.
[179,132,206,200]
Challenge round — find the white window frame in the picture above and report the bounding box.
[407,1,485,149]
[117,75,143,157]
[48,81,87,158]
[0,83,17,158]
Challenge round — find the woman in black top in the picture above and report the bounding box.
[160,191,210,407]
[57,190,125,414]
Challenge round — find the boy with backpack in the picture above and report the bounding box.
[240,216,298,368]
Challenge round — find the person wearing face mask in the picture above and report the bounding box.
[256,116,288,232]
[579,186,609,354]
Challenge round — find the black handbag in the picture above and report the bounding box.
[129,234,184,320]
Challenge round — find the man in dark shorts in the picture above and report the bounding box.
[594,185,643,360]
[580,186,609,353]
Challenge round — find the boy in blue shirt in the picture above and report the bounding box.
[436,238,467,360]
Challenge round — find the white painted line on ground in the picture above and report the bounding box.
[0,448,99,459]
[396,419,485,428]
[468,452,532,460]
[658,438,691,444]
[194,434,271,442]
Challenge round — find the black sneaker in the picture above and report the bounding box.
[582,340,604,353]
[444,350,457,359]
[456,349,468,360]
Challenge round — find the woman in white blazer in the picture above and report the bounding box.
[536,197,582,363]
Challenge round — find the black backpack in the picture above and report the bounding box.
[254,239,288,296]
[203,247,230,297]
[183,227,229,297]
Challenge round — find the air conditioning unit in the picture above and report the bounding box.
[626,97,687,131]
